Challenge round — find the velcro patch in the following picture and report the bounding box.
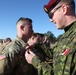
[0,54,6,60]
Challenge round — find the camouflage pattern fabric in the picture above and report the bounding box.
[33,43,53,60]
[32,21,76,75]
[0,36,38,75]
[0,45,4,51]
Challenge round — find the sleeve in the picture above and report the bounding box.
[32,56,53,75]
[0,46,19,75]
[71,38,76,75]
[69,40,76,75]
[6,47,19,69]
[0,53,9,75]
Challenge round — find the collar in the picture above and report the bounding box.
[64,21,76,32]
[16,35,27,48]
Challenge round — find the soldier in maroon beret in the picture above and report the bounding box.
[44,0,75,20]
[25,0,76,75]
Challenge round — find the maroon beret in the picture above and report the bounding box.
[44,0,61,13]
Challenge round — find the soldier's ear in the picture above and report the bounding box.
[62,4,68,15]
[20,25,24,31]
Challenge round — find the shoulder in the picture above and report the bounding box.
[5,39,23,54]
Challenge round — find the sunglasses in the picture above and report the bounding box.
[48,6,62,19]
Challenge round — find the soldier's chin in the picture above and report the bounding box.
[57,26,62,29]
[58,27,63,30]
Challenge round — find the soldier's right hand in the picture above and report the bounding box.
[25,50,36,64]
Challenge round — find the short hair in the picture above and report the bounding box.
[0,39,3,43]
[32,33,38,37]
[16,17,32,25]
[59,0,74,4]
[58,0,75,12]
[6,38,12,42]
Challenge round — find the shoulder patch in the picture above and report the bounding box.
[0,54,6,60]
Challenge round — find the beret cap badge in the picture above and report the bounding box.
[44,7,48,13]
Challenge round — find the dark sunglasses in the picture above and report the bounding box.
[48,6,62,19]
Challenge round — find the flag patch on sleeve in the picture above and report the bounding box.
[0,54,6,60]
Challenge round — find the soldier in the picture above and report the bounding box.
[4,37,12,46]
[27,33,52,60]
[5,38,12,43]
[27,33,40,45]
[25,0,76,75]
[0,17,38,75]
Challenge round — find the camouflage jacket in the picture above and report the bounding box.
[32,43,52,60]
[0,44,4,51]
[32,21,76,75]
[0,36,37,75]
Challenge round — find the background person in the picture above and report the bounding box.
[4,37,12,46]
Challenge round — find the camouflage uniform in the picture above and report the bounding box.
[0,36,37,75]
[33,43,52,58]
[0,44,4,51]
[31,21,76,75]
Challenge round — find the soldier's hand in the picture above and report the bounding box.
[25,50,36,64]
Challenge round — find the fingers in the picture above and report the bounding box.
[26,50,35,55]
[25,50,35,64]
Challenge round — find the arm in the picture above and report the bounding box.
[25,50,53,75]
[0,45,19,75]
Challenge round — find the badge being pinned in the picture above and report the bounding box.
[0,54,6,60]
[62,48,70,56]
